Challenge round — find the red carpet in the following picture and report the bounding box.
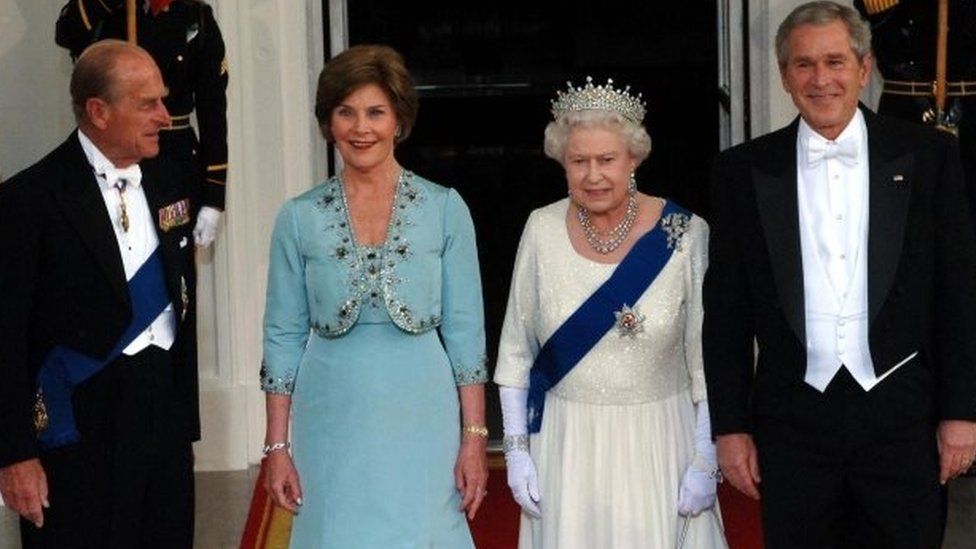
[468,454,764,549]
[717,482,765,549]
[467,455,522,549]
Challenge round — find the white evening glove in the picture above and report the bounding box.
[193,206,222,247]
[499,385,542,518]
[677,401,719,516]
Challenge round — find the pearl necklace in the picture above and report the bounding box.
[576,193,638,254]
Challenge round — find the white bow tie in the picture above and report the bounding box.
[806,137,859,168]
[103,164,143,189]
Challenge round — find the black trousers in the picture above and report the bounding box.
[21,346,194,549]
[756,367,945,549]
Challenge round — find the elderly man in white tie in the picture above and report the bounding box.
[0,39,200,548]
[703,2,976,548]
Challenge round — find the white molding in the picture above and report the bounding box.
[329,0,349,56]
[193,0,323,471]
[718,0,748,148]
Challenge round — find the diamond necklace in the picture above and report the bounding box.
[576,193,639,254]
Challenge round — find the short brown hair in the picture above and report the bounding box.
[70,39,149,123]
[314,45,418,144]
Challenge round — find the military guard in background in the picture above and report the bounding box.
[855,0,976,218]
[56,0,229,247]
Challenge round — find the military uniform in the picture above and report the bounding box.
[56,0,229,213]
[855,0,976,218]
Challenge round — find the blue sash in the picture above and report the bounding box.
[35,249,170,449]
[527,201,690,433]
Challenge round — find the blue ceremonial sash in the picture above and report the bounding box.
[35,249,171,449]
[526,201,690,433]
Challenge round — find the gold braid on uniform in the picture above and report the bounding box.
[862,0,900,15]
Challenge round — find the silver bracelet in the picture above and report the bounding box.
[262,441,291,456]
[503,434,529,453]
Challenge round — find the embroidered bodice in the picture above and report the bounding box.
[494,198,710,405]
[261,172,488,394]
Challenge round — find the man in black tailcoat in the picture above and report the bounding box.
[703,2,976,547]
[0,41,199,547]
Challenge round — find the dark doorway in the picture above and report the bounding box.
[335,0,719,437]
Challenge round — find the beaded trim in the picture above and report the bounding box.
[259,359,295,394]
[453,357,489,385]
[312,171,436,337]
[503,434,529,453]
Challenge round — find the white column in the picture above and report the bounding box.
[193,0,326,471]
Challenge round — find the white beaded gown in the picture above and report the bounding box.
[494,198,728,549]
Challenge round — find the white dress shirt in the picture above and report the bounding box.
[77,130,175,354]
[796,110,887,392]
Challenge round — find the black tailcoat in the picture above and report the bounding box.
[0,133,200,469]
[702,108,976,545]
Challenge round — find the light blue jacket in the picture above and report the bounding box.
[261,172,487,393]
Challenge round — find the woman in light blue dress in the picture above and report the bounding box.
[260,45,489,548]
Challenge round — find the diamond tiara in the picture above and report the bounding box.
[550,76,646,124]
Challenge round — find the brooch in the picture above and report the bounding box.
[33,390,49,433]
[614,304,645,337]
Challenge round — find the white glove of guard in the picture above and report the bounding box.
[677,401,719,516]
[499,385,542,518]
[193,206,222,247]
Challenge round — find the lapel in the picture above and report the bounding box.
[753,120,806,343]
[51,133,129,305]
[141,158,185,307]
[863,108,913,323]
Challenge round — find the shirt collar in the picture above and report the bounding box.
[76,129,144,191]
[798,109,866,155]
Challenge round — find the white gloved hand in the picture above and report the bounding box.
[500,385,542,518]
[193,206,222,247]
[677,401,719,516]
[505,448,542,518]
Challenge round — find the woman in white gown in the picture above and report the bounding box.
[494,77,729,549]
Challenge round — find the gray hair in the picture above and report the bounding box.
[775,1,872,67]
[70,40,152,123]
[543,110,651,166]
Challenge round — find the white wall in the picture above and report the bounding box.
[193,0,326,471]
[0,0,74,180]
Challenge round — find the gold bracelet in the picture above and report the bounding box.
[462,425,489,438]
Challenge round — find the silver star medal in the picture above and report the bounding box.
[614,304,645,337]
